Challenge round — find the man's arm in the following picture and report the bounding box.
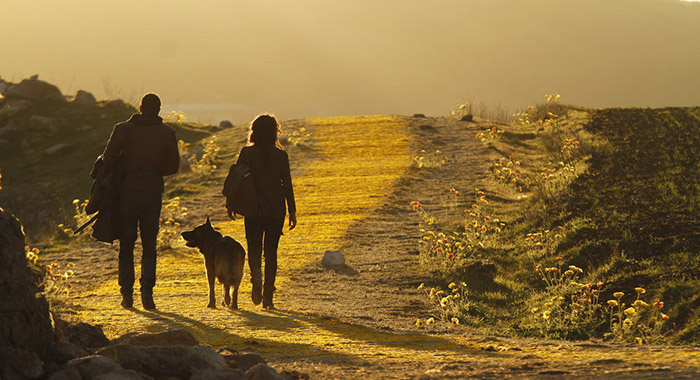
[162,128,180,176]
[102,123,125,174]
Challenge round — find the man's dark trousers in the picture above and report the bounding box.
[118,191,162,298]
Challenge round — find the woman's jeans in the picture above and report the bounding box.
[244,216,284,296]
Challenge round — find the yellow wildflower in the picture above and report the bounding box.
[613,292,624,299]
[624,307,637,317]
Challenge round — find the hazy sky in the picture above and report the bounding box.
[2,0,699,123]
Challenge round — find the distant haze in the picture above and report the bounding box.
[2,0,699,123]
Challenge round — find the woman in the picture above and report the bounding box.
[233,114,297,309]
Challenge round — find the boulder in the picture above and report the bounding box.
[105,99,126,108]
[190,368,246,380]
[219,120,234,129]
[220,352,266,372]
[61,322,110,350]
[6,78,64,104]
[44,143,70,156]
[0,346,44,380]
[93,368,153,380]
[0,79,8,95]
[47,366,81,380]
[413,113,426,118]
[63,355,122,380]
[29,115,58,133]
[246,363,286,380]
[0,99,33,121]
[321,251,345,268]
[97,344,227,379]
[0,208,54,358]
[113,329,199,347]
[50,341,89,365]
[73,90,97,105]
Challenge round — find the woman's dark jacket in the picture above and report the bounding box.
[236,145,296,219]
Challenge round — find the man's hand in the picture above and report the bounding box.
[227,209,237,220]
[289,212,297,230]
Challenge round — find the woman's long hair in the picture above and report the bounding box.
[248,114,283,150]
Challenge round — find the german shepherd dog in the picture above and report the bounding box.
[181,217,245,309]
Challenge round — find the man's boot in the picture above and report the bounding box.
[141,290,156,310]
[121,292,133,308]
[251,274,263,305]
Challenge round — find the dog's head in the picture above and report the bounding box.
[181,216,217,248]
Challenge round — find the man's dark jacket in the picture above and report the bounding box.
[89,114,179,242]
[103,114,179,192]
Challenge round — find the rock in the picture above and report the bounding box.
[73,90,97,105]
[189,368,246,380]
[51,342,89,364]
[0,346,44,379]
[219,120,234,128]
[64,355,122,380]
[93,368,153,380]
[97,344,227,379]
[458,259,497,284]
[29,115,58,132]
[321,251,345,268]
[45,143,71,155]
[113,329,199,347]
[0,99,33,120]
[246,363,286,380]
[460,114,474,122]
[222,352,266,372]
[47,366,81,380]
[413,113,426,118]
[105,99,126,108]
[0,208,54,358]
[0,79,8,95]
[61,322,111,350]
[280,370,310,380]
[6,78,64,104]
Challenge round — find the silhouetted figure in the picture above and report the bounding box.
[233,114,297,309]
[102,93,179,309]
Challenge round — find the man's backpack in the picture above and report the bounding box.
[222,163,258,218]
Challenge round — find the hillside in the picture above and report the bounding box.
[0,77,216,238]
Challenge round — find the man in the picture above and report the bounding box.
[102,93,179,309]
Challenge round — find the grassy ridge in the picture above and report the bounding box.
[416,105,700,344]
[566,107,700,343]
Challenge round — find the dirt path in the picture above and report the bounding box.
[50,115,700,379]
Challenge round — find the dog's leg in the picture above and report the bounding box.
[222,283,232,308]
[206,260,216,308]
[231,283,239,310]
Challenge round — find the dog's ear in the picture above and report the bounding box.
[205,215,211,226]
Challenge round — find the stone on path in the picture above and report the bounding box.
[321,250,345,268]
[219,120,234,128]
